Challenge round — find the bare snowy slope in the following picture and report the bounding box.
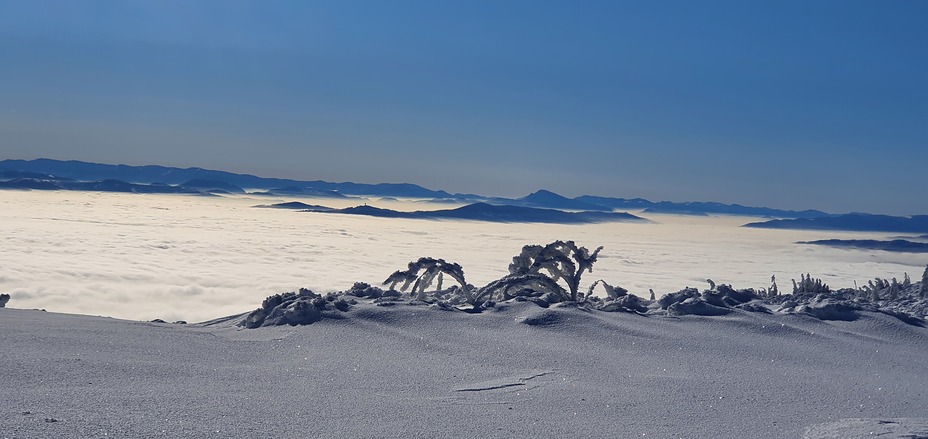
[2,303,927,438]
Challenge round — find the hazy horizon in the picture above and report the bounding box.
[4,156,926,217]
[2,1,926,215]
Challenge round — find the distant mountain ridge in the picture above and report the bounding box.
[180,179,246,194]
[0,177,204,194]
[0,158,453,198]
[798,239,928,253]
[1,158,831,218]
[514,189,613,211]
[745,213,928,234]
[575,195,827,219]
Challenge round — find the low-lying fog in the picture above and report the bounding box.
[1,191,924,322]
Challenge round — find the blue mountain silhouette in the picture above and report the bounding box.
[1,158,838,218]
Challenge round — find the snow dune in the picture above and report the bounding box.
[2,301,927,438]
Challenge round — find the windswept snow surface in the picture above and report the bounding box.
[2,303,927,438]
[0,191,925,322]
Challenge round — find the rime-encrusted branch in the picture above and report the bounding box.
[508,240,603,301]
[477,273,568,302]
[383,257,470,302]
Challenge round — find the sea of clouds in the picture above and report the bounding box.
[1,191,924,322]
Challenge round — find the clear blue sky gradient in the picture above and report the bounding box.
[1,1,925,214]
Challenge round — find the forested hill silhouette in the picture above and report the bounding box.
[309,202,649,224]
[746,213,928,234]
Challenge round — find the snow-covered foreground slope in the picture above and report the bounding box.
[2,304,927,438]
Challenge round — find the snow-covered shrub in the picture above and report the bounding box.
[0,293,9,308]
[346,282,384,298]
[587,279,628,300]
[596,294,649,313]
[479,273,568,304]
[383,257,474,302]
[238,241,928,329]
[656,288,700,309]
[703,284,759,307]
[668,298,732,316]
[652,285,762,316]
[242,288,354,328]
[779,295,863,321]
[375,241,610,309]
[506,240,603,302]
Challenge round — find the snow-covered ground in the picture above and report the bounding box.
[2,302,927,438]
[1,190,925,322]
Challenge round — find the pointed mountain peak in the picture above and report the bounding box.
[522,189,569,202]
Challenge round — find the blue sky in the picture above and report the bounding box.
[1,0,925,214]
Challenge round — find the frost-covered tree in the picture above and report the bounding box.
[383,257,470,302]
[0,293,9,308]
[770,275,778,296]
[921,265,928,299]
[861,277,893,301]
[792,274,830,295]
[507,240,603,302]
[889,278,901,301]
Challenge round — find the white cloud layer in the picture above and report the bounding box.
[1,191,924,322]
